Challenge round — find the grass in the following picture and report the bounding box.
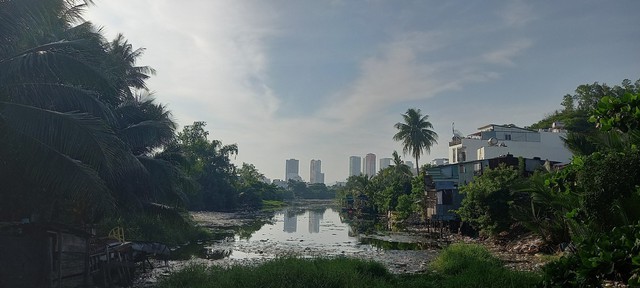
[261,200,288,210]
[157,243,542,288]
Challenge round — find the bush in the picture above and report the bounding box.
[542,222,640,287]
[430,243,541,287]
[456,164,521,236]
[578,150,640,230]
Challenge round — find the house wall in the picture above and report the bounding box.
[477,131,571,163]
[451,125,571,164]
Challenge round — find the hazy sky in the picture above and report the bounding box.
[85,1,639,183]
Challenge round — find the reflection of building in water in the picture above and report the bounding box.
[283,210,297,233]
[308,210,325,233]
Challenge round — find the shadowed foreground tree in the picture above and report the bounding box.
[0,0,185,224]
[393,108,438,176]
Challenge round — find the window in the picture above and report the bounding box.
[458,165,465,173]
[442,190,453,205]
[505,134,511,140]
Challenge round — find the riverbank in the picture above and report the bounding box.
[154,243,541,288]
[133,203,555,287]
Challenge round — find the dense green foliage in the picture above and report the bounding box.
[456,164,522,236]
[0,0,182,224]
[286,180,335,199]
[337,151,424,223]
[542,222,640,287]
[158,244,541,288]
[453,81,640,286]
[530,79,640,156]
[0,0,289,247]
[527,82,640,286]
[591,91,640,133]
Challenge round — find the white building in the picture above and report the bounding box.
[364,153,376,177]
[285,159,300,181]
[431,158,449,166]
[448,124,572,164]
[310,159,324,184]
[349,156,361,177]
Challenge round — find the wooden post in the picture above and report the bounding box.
[57,232,62,288]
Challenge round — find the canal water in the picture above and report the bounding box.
[179,200,442,265]
[134,201,442,286]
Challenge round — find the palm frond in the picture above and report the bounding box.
[119,120,176,154]
[1,102,143,184]
[0,39,118,105]
[0,123,115,220]
[3,82,116,124]
[137,156,191,206]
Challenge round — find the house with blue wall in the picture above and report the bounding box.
[423,154,555,221]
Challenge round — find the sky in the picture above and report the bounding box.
[84,1,640,184]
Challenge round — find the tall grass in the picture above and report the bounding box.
[429,243,541,287]
[157,243,541,288]
[158,257,391,288]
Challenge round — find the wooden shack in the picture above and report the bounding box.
[0,223,136,288]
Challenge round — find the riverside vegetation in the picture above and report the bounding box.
[2,1,639,286]
[157,244,541,288]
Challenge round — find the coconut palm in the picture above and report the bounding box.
[105,34,157,101]
[393,108,438,176]
[0,0,148,223]
[390,150,412,176]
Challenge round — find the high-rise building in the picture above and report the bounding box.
[364,153,376,177]
[285,159,299,181]
[348,156,361,177]
[379,158,392,171]
[310,159,324,184]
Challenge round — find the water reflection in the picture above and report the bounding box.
[308,209,324,233]
[283,209,297,233]
[234,205,365,255]
[176,202,439,261]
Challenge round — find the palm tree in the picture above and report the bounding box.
[0,0,151,223]
[390,150,412,176]
[393,108,438,176]
[105,34,157,101]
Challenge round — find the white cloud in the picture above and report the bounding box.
[482,39,533,66]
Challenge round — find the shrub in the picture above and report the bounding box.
[542,222,640,287]
[456,164,521,236]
